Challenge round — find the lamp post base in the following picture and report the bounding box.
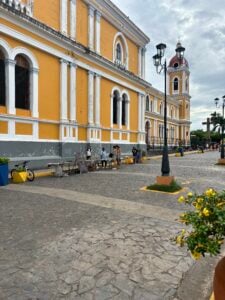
[218,158,225,165]
[156,176,174,186]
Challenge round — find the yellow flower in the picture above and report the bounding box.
[191,251,201,260]
[187,192,193,197]
[216,202,225,208]
[205,188,216,197]
[195,203,202,210]
[197,197,203,204]
[176,235,184,246]
[202,208,210,217]
[181,229,186,235]
[178,196,185,203]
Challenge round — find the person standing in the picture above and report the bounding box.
[132,147,137,164]
[100,147,107,168]
[86,148,91,160]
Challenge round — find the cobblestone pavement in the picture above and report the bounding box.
[0,151,224,300]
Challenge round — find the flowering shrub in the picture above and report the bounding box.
[175,189,225,260]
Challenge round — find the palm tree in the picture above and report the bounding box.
[211,111,225,158]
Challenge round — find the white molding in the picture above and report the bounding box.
[60,0,68,35]
[70,0,76,40]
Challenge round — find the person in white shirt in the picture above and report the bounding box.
[100,147,107,168]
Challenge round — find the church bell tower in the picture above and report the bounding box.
[167,42,191,146]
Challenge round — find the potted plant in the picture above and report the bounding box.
[175,189,225,299]
[0,157,10,186]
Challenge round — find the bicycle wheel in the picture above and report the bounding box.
[27,169,35,181]
[11,169,17,179]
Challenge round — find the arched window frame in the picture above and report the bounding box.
[150,100,153,112]
[171,106,174,119]
[0,49,6,107]
[121,90,130,128]
[0,39,11,111]
[173,77,179,93]
[113,32,129,69]
[11,47,39,117]
[159,102,163,115]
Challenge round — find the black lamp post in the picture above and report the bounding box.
[153,43,185,176]
[214,96,225,159]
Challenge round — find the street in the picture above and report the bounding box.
[0,151,224,300]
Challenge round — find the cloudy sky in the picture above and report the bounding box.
[112,0,225,130]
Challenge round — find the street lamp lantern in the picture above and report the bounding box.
[156,43,167,57]
[214,97,219,107]
[152,54,161,68]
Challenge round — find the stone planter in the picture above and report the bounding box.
[0,163,9,186]
[213,256,225,300]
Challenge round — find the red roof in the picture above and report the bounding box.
[169,55,189,68]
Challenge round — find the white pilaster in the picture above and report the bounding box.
[5,59,16,115]
[182,71,185,93]
[88,70,94,124]
[95,11,101,54]
[33,122,39,139]
[126,100,130,129]
[60,59,68,121]
[141,95,145,131]
[138,47,142,77]
[88,5,95,50]
[30,67,39,118]
[70,0,76,40]
[118,97,122,128]
[70,63,77,122]
[138,93,142,132]
[142,48,146,79]
[95,74,101,125]
[60,0,68,35]
[110,93,113,128]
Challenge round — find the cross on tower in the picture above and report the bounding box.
[202,117,212,141]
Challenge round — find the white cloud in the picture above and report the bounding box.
[112,0,225,130]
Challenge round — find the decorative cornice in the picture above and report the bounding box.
[84,0,150,47]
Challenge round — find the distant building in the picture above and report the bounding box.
[0,0,190,162]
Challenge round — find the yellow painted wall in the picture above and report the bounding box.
[39,123,59,139]
[78,127,87,140]
[16,109,31,117]
[0,106,7,114]
[15,123,33,135]
[76,0,88,47]
[127,38,138,74]
[129,90,138,131]
[130,132,137,143]
[113,132,119,140]
[101,18,117,62]
[0,121,8,134]
[100,78,112,127]
[101,130,110,142]
[76,67,88,124]
[33,0,60,31]
[122,133,127,140]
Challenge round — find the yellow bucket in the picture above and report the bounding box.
[12,172,27,183]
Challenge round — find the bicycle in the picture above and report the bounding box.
[11,160,35,182]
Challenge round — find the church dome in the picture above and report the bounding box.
[168,42,189,68]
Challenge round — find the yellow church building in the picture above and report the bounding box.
[0,0,190,162]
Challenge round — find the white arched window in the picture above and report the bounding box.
[113,90,120,125]
[159,102,163,115]
[113,32,129,69]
